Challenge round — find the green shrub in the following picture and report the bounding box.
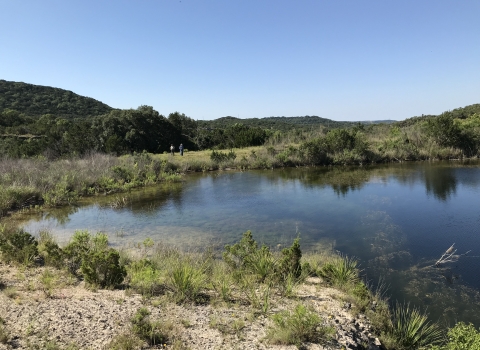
[0,228,38,265]
[63,230,94,274]
[267,304,334,347]
[81,248,126,288]
[278,236,302,279]
[40,269,56,298]
[382,302,443,350]
[223,230,259,272]
[210,150,236,163]
[63,230,108,275]
[430,322,480,350]
[43,176,79,207]
[64,230,126,288]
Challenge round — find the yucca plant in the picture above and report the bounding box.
[318,254,359,288]
[169,259,206,303]
[384,302,443,350]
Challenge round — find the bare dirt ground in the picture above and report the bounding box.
[0,263,384,350]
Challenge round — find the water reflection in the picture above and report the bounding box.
[8,160,480,326]
[424,165,457,201]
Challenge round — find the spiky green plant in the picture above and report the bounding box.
[169,259,206,303]
[383,302,443,350]
[318,255,359,288]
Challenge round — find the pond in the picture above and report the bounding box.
[16,160,480,326]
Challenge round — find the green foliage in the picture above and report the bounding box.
[127,259,160,296]
[318,255,359,288]
[169,258,206,303]
[81,247,126,288]
[278,236,302,279]
[223,230,259,272]
[63,230,126,288]
[131,308,168,346]
[37,231,63,267]
[429,322,480,350]
[63,230,94,275]
[382,302,443,350]
[210,149,237,163]
[43,176,79,207]
[0,226,38,265]
[40,269,56,298]
[267,304,334,347]
[0,185,40,216]
[0,79,112,117]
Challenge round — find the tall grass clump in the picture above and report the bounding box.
[127,259,161,297]
[130,307,171,346]
[168,257,207,303]
[318,254,359,288]
[382,302,443,350]
[267,304,334,347]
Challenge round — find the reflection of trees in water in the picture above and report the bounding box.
[40,205,79,225]
[424,166,457,201]
[266,161,480,199]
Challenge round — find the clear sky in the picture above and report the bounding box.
[1,1,479,121]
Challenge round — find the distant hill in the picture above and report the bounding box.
[396,103,480,127]
[198,115,395,131]
[0,80,113,118]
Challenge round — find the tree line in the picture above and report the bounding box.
[0,106,269,158]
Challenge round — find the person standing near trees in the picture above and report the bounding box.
[179,143,184,156]
[170,144,175,155]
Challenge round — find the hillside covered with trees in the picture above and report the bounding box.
[0,80,479,162]
[0,80,113,118]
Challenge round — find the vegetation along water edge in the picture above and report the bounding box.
[1,80,480,348]
[1,227,479,349]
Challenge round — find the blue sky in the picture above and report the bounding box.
[1,1,479,121]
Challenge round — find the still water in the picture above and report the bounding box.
[20,160,480,326]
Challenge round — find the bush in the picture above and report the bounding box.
[38,231,63,268]
[0,227,38,265]
[267,304,334,347]
[81,248,126,288]
[430,322,480,350]
[210,150,236,163]
[278,236,302,279]
[64,230,126,288]
[63,230,94,275]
